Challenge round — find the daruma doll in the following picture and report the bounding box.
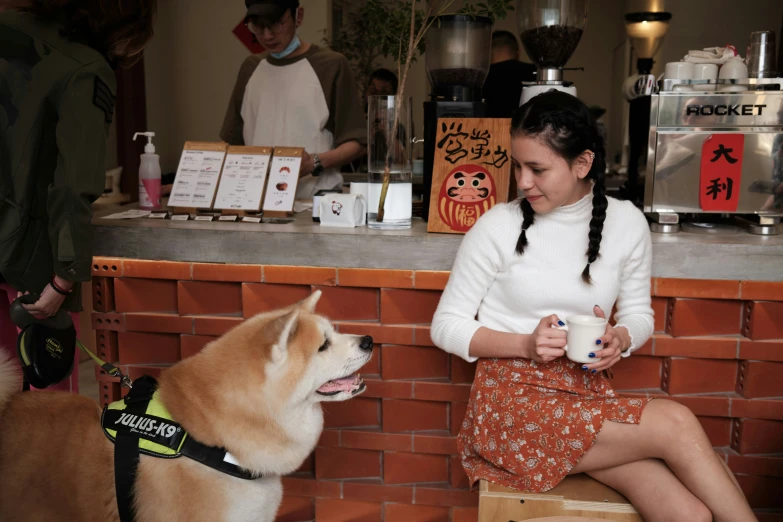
[437,164,498,232]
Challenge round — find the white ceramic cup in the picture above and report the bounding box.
[693,63,718,80]
[319,194,366,227]
[692,63,718,91]
[555,315,608,364]
[719,59,749,80]
[718,60,749,92]
[664,61,694,80]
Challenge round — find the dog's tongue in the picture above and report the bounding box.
[318,374,361,393]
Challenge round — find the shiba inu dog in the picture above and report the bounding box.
[0,290,372,521]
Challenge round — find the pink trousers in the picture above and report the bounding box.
[0,283,79,393]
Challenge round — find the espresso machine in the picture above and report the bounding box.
[422,14,492,220]
[517,0,589,105]
[644,79,783,235]
[644,29,783,236]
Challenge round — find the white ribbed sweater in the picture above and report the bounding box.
[431,194,654,362]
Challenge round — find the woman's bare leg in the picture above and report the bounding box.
[715,451,745,496]
[569,399,756,522]
[587,458,711,522]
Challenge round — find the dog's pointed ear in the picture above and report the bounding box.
[299,290,321,313]
[271,310,299,364]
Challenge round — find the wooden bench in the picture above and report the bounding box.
[478,475,644,522]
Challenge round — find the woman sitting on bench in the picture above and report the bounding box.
[431,91,756,522]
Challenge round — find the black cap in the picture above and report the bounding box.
[245,0,299,22]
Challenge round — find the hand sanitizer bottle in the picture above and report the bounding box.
[133,132,162,210]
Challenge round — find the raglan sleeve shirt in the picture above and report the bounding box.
[306,50,366,148]
[220,55,262,146]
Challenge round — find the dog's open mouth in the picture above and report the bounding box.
[316,373,365,396]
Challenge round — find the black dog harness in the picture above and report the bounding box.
[102,376,256,522]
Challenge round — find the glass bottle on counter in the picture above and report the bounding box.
[367,95,413,229]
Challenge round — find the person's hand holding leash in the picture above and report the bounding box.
[19,276,72,317]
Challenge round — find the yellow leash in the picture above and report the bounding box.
[77,339,132,389]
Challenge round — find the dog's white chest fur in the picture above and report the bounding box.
[137,457,285,521]
[223,477,283,522]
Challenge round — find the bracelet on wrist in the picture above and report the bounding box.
[50,276,72,296]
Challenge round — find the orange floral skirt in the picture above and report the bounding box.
[457,356,651,493]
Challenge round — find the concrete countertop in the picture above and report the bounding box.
[92,205,783,281]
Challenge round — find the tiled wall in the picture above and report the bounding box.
[90,258,783,521]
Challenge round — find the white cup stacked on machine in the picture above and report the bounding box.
[664,62,720,91]
[718,60,749,92]
[664,62,694,91]
[693,63,719,90]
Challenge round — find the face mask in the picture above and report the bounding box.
[271,34,301,59]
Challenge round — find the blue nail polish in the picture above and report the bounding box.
[591,369,597,374]
[595,340,602,345]
[589,353,595,358]
[582,365,588,370]
[558,320,565,326]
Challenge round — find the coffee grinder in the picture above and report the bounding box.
[422,14,492,220]
[623,11,672,205]
[517,0,589,105]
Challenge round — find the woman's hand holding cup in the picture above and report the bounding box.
[582,305,629,373]
[523,315,567,364]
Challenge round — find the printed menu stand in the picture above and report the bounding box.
[262,147,303,218]
[213,145,272,222]
[167,141,229,220]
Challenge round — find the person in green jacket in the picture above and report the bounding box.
[0,0,156,392]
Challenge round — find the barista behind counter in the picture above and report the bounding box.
[220,0,366,198]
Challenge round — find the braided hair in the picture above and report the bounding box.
[511,90,608,284]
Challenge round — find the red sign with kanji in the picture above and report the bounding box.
[233,20,265,54]
[699,134,744,212]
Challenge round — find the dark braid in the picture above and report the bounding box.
[515,198,535,254]
[510,90,608,284]
[582,133,608,284]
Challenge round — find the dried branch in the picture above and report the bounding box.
[376,0,454,222]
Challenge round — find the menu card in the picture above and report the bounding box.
[213,146,272,211]
[168,142,228,209]
[262,148,303,215]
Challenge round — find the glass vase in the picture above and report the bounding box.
[367,95,412,229]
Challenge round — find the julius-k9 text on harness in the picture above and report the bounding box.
[101,376,256,522]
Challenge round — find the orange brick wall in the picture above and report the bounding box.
[90,258,783,521]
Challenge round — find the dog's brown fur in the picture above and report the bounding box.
[0,292,371,521]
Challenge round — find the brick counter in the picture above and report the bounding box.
[89,258,783,521]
